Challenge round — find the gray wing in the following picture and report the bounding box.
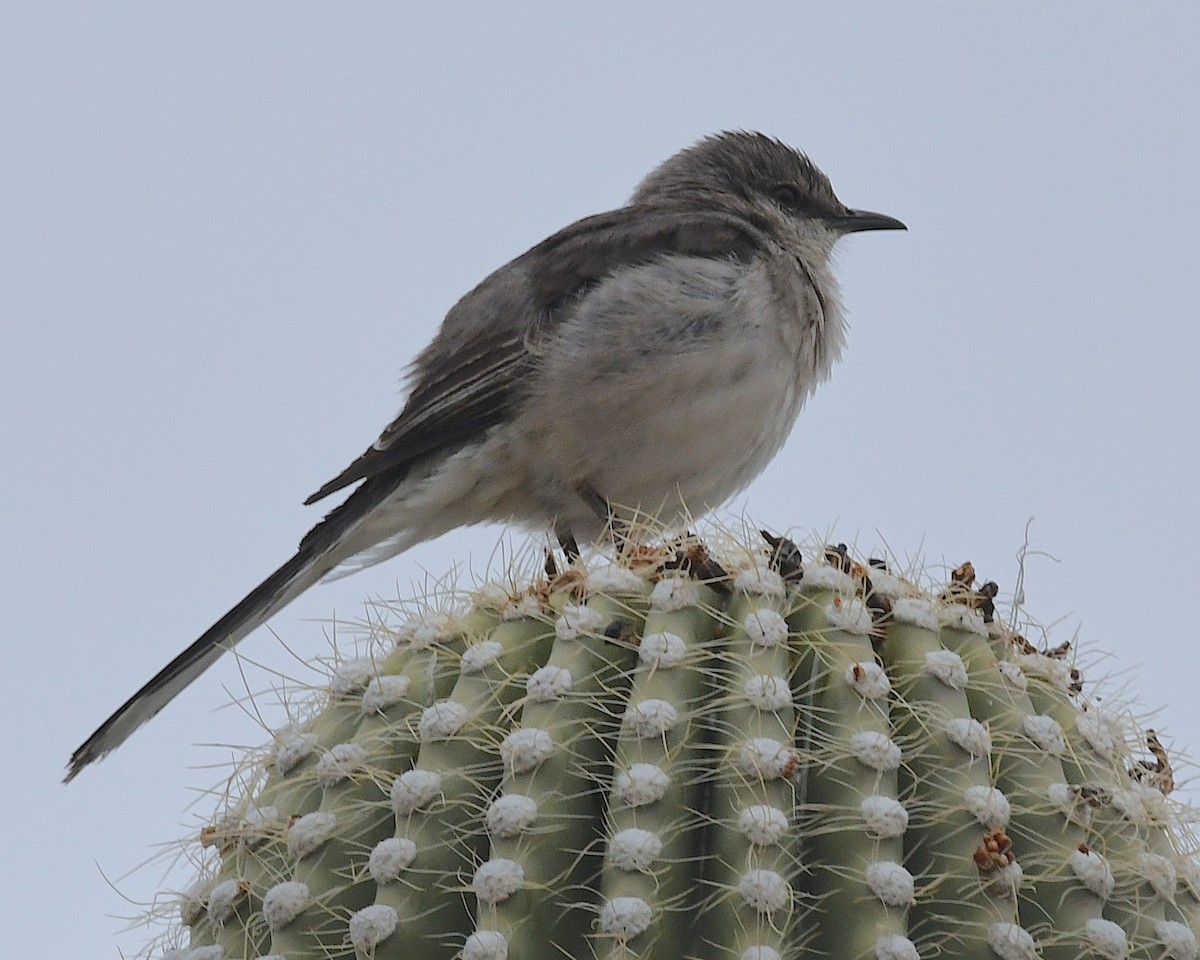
[304,204,772,505]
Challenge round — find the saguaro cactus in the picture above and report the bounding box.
[162,531,1198,960]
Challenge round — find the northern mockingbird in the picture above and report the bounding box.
[66,131,905,781]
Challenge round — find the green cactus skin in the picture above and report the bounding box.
[164,536,1199,960]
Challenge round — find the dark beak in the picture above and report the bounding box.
[829,208,907,233]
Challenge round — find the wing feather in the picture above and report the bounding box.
[304,204,772,504]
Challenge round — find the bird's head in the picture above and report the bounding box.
[632,130,906,251]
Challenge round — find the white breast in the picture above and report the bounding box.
[513,251,845,536]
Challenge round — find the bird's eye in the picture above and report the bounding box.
[770,184,804,209]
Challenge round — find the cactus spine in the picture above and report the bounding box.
[162,533,1198,960]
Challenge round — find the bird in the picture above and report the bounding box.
[66,131,905,781]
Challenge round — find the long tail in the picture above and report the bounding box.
[65,472,407,783]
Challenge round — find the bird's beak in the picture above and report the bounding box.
[829,208,907,233]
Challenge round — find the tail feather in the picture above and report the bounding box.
[64,545,334,782]
[64,469,411,783]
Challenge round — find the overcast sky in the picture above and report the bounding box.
[4,5,1199,956]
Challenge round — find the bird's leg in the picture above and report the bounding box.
[576,482,611,523]
[556,532,582,565]
[575,482,634,557]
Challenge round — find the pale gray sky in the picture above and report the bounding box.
[3,5,1199,955]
